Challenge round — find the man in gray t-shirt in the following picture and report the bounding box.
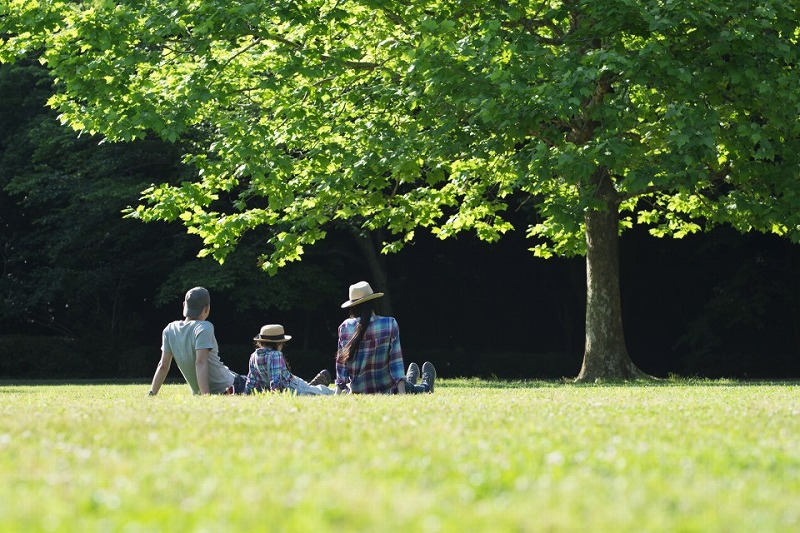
[148,287,244,395]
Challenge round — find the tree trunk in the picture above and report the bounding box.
[576,200,649,382]
[349,227,395,316]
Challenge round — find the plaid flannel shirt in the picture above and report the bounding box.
[244,347,293,393]
[335,315,405,394]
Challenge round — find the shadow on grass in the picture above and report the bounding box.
[440,376,800,389]
[0,378,160,387]
[1,377,797,391]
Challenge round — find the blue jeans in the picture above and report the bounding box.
[403,381,429,394]
[223,372,248,395]
[287,376,334,395]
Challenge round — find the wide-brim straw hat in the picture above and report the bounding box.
[341,281,384,308]
[253,324,292,342]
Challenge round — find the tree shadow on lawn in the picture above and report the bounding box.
[0,378,159,387]
[1,378,796,391]
[440,376,800,389]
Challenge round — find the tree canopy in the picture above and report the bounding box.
[0,61,346,372]
[3,0,799,379]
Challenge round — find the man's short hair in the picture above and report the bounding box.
[183,287,210,318]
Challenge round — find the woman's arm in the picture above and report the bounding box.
[388,318,406,390]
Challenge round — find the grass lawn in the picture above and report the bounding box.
[0,379,798,532]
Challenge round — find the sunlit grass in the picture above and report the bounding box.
[1,380,798,531]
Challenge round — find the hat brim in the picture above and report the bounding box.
[341,292,384,309]
[253,335,292,342]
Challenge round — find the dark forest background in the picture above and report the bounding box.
[2,62,799,381]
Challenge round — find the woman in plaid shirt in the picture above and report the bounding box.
[335,281,436,394]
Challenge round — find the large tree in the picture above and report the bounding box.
[3,0,799,380]
[0,61,344,365]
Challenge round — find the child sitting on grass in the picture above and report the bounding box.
[244,324,334,395]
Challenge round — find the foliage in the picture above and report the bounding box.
[3,1,800,380]
[0,335,90,377]
[2,1,799,271]
[0,381,798,531]
[0,60,199,343]
[0,61,347,360]
[672,232,800,377]
[154,235,344,314]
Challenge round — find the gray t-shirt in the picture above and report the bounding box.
[161,319,234,394]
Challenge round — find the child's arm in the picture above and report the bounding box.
[335,355,350,392]
[243,352,261,394]
[268,350,288,391]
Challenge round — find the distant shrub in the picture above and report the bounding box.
[115,345,159,378]
[411,349,582,380]
[0,335,90,378]
[0,336,596,381]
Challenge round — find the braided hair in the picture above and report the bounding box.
[338,302,374,364]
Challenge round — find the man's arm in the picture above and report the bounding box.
[149,351,173,396]
[195,348,211,395]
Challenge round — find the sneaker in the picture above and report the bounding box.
[406,362,420,385]
[421,361,436,393]
[308,369,332,387]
